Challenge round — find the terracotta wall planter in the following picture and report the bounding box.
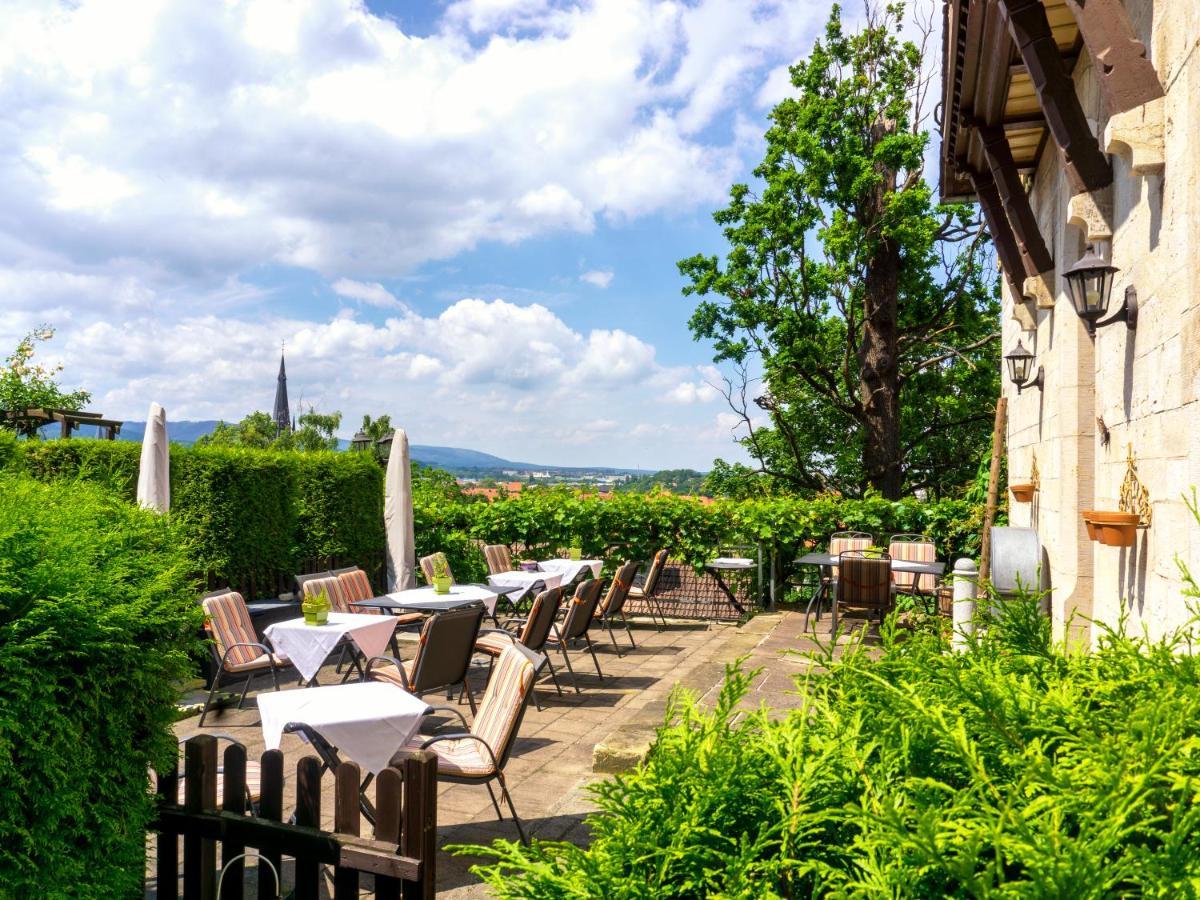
[1081,510,1142,547]
[1010,483,1036,503]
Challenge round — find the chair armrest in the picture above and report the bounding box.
[420,705,471,732]
[419,732,502,772]
[218,642,276,669]
[476,628,518,643]
[365,654,410,689]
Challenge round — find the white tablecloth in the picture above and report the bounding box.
[384,583,503,614]
[264,613,398,682]
[708,557,755,570]
[537,558,603,583]
[487,570,564,598]
[259,681,430,775]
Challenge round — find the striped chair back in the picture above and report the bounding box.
[335,568,380,614]
[473,645,536,769]
[829,531,873,558]
[419,552,455,585]
[642,549,669,595]
[201,591,261,668]
[599,560,640,618]
[836,551,893,614]
[887,535,938,593]
[483,545,513,575]
[301,575,351,613]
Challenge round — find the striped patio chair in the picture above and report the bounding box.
[335,565,423,629]
[626,549,670,630]
[482,544,514,576]
[806,531,874,630]
[887,534,939,595]
[833,550,894,630]
[595,560,640,654]
[301,574,366,678]
[473,586,565,710]
[418,552,456,585]
[199,590,292,727]
[404,643,539,844]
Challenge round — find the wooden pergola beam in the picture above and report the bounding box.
[968,167,1030,299]
[978,124,1054,276]
[1063,0,1163,116]
[999,0,1112,194]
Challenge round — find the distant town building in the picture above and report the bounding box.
[272,350,291,436]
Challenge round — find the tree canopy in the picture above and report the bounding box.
[681,3,999,499]
[0,327,91,437]
[196,408,342,452]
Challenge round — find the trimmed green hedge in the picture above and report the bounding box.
[4,435,992,596]
[0,474,200,895]
[12,439,384,596]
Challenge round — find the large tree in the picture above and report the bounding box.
[681,3,999,499]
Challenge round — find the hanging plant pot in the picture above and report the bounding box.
[1010,483,1036,503]
[1081,511,1142,547]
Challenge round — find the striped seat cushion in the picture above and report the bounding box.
[407,735,494,778]
[370,659,415,690]
[837,555,893,611]
[418,552,455,585]
[482,545,513,576]
[301,575,351,613]
[202,591,284,670]
[475,631,517,656]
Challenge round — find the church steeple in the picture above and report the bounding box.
[273,348,291,436]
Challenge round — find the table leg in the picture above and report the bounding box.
[709,570,746,615]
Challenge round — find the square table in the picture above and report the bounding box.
[706,557,756,614]
[263,613,398,684]
[536,558,603,585]
[259,681,430,775]
[794,553,946,624]
[353,583,502,615]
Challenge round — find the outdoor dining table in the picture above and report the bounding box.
[535,558,603,584]
[259,680,431,777]
[794,552,947,620]
[706,556,756,614]
[263,612,399,685]
[353,583,504,615]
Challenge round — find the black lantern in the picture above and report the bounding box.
[1005,340,1043,394]
[1063,245,1135,336]
[350,430,371,452]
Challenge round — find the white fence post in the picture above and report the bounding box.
[952,558,979,651]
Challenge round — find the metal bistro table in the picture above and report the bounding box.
[794,552,946,625]
[706,557,756,614]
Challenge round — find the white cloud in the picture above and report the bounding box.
[332,278,407,310]
[579,269,613,289]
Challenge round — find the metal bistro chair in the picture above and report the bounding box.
[199,590,294,727]
[474,586,565,710]
[482,544,514,576]
[594,560,640,655]
[832,550,894,631]
[364,602,487,714]
[545,577,606,690]
[805,531,873,630]
[886,534,939,599]
[626,549,670,630]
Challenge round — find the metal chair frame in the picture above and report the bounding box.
[199,591,296,727]
[596,560,641,655]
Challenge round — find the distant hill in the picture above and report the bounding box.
[111,420,645,475]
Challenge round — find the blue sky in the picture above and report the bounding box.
[0,0,839,469]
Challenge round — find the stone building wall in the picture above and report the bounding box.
[1000,0,1200,644]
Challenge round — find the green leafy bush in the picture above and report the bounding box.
[461,597,1200,896]
[0,475,200,896]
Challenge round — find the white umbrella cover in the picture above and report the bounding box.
[136,402,170,513]
[384,428,416,591]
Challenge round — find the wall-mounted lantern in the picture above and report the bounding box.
[350,430,372,452]
[1005,339,1043,394]
[1063,245,1137,336]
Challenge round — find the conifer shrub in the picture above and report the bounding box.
[461,594,1200,896]
[0,475,200,896]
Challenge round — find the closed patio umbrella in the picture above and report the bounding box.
[384,428,416,591]
[136,402,169,514]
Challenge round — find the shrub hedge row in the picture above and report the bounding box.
[0,474,200,895]
[2,435,994,597]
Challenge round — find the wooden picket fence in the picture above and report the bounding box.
[152,735,437,900]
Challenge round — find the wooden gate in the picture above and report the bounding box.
[152,735,437,899]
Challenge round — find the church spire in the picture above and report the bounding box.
[273,346,291,436]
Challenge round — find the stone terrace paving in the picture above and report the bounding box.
[156,610,861,897]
